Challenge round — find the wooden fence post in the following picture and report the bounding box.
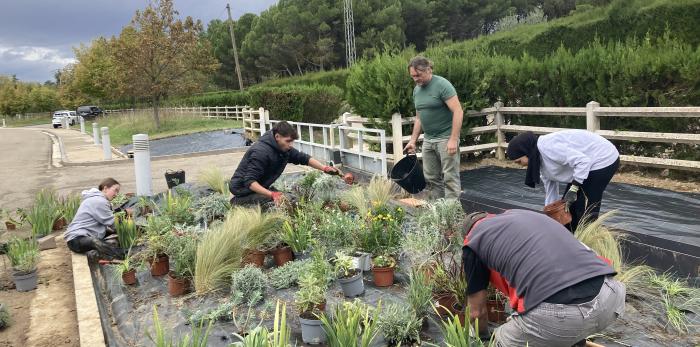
[494,101,505,160]
[391,113,404,161]
[259,107,266,136]
[586,101,600,132]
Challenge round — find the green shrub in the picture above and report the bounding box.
[231,265,267,304]
[377,302,422,345]
[0,303,11,329]
[257,69,349,90]
[248,84,343,124]
[268,259,309,289]
[7,237,40,273]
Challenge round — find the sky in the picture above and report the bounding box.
[0,0,277,83]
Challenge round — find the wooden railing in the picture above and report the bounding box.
[108,102,700,173]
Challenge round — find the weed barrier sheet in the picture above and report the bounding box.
[459,166,700,248]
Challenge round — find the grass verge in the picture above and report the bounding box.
[3,115,52,127]
[92,110,243,145]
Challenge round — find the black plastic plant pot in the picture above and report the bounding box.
[390,154,426,194]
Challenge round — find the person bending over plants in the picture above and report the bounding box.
[229,121,339,207]
[64,177,125,259]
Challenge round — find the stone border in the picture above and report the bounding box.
[71,252,107,347]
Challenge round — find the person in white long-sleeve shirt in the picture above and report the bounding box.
[506,130,620,232]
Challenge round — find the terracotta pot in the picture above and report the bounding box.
[487,299,508,323]
[371,266,394,287]
[338,201,352,212]
[52,217,66,231]
[122,269,137,285]
[543,200,572,225]
[150,254,170,276]
[270,246,293,267]
[343,173,354,185]
[434,292,457,317]
[243,249,266,267]
[168,271,189,296]
[5,221,16,230]
[453,303,466,324]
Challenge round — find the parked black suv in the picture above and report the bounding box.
[76,105,103,119]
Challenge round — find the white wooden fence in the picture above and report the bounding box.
[106,102,700,174]
[104,106,250,120]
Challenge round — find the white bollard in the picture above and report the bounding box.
[65,117,70,130]
[61,117,67,129]
[80,117,85,134]
[92,123,100,145]
[2,119,5,128]
[101,127,111,160]
[132,134,152,196]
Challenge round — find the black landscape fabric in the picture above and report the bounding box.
[460,166,700,247]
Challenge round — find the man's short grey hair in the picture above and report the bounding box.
[408,56,433,72]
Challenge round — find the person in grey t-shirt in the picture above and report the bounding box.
[462,209,625,347]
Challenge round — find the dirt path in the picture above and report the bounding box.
[0,128,78,347]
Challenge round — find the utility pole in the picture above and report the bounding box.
[226,3,244,91]
[343,0,357,67]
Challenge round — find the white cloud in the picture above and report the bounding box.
[0,45,75,66]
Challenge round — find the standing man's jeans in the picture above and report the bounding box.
[495,276,626,347]
[422,138,461,199]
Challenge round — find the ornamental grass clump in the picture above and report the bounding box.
[61,193,82,224]
[198,166,229,195]
[320,300,381,347]
[194,207,282,293]
[7,237,39,274]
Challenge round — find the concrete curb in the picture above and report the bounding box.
[71,252,107,347]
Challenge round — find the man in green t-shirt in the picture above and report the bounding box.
[404,56,464,199]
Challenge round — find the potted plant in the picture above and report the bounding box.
[377,302,422,346]
[1,208,24,231]
[445,275,468,322]
[167,232,197,296]
[136,196,155,215]
[320,299,380,347]
[295,272,328,345]
[7,237,40,292]
[334,252,364,298]
[141,216,173,277]
[371,254,396,287]
[113,252,138,285]
[486,287,508,324]
[0,303,10,329]
[193,193,230,226]
[281,219,312,260]
[407,270,434,320]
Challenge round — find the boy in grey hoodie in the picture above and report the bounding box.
[65,178,123,259]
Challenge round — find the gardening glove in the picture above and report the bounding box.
[322,166,340,175]
[270,191,284,205]
[564,182,581,212]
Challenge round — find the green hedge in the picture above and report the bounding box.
[166,91,250,107]
[247,84,344,124]
[435,0,700,60]
[346,34,700,159]
[256,69,349,90]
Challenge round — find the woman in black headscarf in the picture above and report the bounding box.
[506,130,620,233]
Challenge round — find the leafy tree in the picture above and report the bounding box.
[113,0,218,128]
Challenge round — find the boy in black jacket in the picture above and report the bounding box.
[229,121,338,206]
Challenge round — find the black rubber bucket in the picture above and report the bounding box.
[390,154,426,194]
[165,169,185,189]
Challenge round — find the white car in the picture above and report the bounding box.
[52,110,77,128]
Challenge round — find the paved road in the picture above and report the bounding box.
[0,128,56,210]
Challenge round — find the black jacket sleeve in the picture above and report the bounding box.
[288,148,311,166]
[463,246,490,294]
[242,150,268,189]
